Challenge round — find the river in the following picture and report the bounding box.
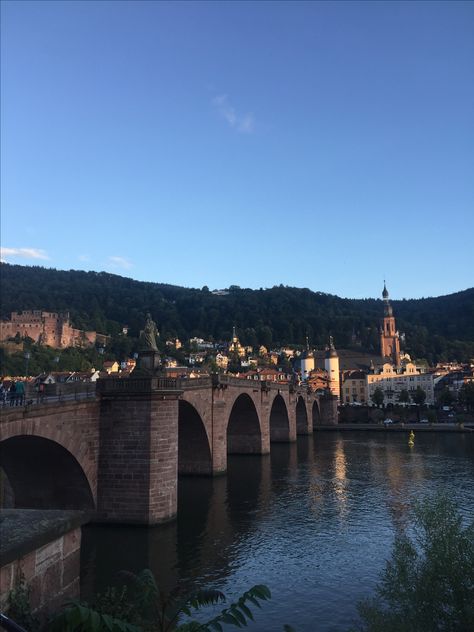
[81,431,474,631]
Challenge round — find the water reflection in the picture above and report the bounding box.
[82,431,474,632]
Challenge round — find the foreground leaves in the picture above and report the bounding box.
[47,569,272,632]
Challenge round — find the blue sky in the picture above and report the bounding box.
[1,0,473,299]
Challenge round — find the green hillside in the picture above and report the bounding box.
[1,264,473,364]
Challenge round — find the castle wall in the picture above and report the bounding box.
[0,311,101,349]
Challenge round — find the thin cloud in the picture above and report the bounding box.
[0,247,50,262]
[212,94,255,134]
[78,254,91,262]
[108,256,133,270]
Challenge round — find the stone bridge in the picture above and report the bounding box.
[0,375,337,525]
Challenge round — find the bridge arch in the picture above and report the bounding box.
[312,400,321,428]
[0,435,95,510]
[178,400,212,475]
[269,393,290,442]
[227,393,262,454]
[296,396,310,434]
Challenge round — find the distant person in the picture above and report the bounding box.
[9,381,17,406]
[15,380,25,406]
[36,381,45,403]
[0,383,7,406]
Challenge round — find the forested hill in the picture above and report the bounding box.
[2,264,474,363]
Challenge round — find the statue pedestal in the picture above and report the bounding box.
[138,350,161,373]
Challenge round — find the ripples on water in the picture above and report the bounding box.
[82,431,474,631]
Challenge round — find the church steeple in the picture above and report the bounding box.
[382,281,393,317]
[380,282,400,365]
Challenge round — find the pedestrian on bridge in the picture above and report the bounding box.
[8,381,17,406]
[15,380,25,406]
[0,382,7,406]
[36,381,45,403]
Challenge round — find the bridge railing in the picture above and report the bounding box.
[217,374,294,392]
[176,377,213,389]
[96,376,180,394]
[1,387,97,411]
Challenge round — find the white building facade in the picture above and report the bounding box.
[367,363,435,406]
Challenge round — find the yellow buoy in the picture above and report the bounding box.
[408,430,415,447]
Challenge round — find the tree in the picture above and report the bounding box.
[48,569,272,631]
[227,352,242,374]
[437,387,454,408]
[412,386,426,421]
[397,389,410,406]
[372,387,384,409]
[459,382,474,411]
[355,494,474,632]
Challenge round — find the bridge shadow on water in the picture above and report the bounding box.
[81,459,272,601]
[81,441,305,602]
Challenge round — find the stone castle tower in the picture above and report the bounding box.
[324,336,340,400]
[300,336,315,380]
[380,282,400,366]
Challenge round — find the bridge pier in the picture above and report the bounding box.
[210,398,229,475]
[319,394,339,426]
[97,378,182,525]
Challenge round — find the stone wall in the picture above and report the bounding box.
[319,394,339,425]
[0,510,89,622]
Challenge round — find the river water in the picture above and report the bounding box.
[81,431,474,631]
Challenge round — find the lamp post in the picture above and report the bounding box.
[24,351,31,377]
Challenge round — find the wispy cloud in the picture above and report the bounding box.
[78,254,91,263]
[107,256,133,270]
[0,247,50,262]
[212,94,255,134]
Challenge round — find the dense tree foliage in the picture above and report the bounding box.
[1,264,473,363]
[355,494,474,632]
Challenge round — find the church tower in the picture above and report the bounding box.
[380,282,400,366]
[324,336,340,400]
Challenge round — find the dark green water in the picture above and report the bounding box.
[81,431,474,631]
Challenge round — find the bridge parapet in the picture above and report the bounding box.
[215,374,249,388]
[217,374,293,391]
[96,376,179,394]
[176,377,213,390]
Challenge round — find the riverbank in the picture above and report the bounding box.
[317,423,473,432]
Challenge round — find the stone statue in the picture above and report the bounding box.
[140,313,159,351]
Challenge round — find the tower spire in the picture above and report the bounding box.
[379,283,400,366]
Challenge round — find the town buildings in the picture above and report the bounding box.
[366,362,435,406]
[339,285,435,405]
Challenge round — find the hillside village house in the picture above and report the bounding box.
[102,361,120,374]
[215,353,229,369]
[341,370,368,404]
